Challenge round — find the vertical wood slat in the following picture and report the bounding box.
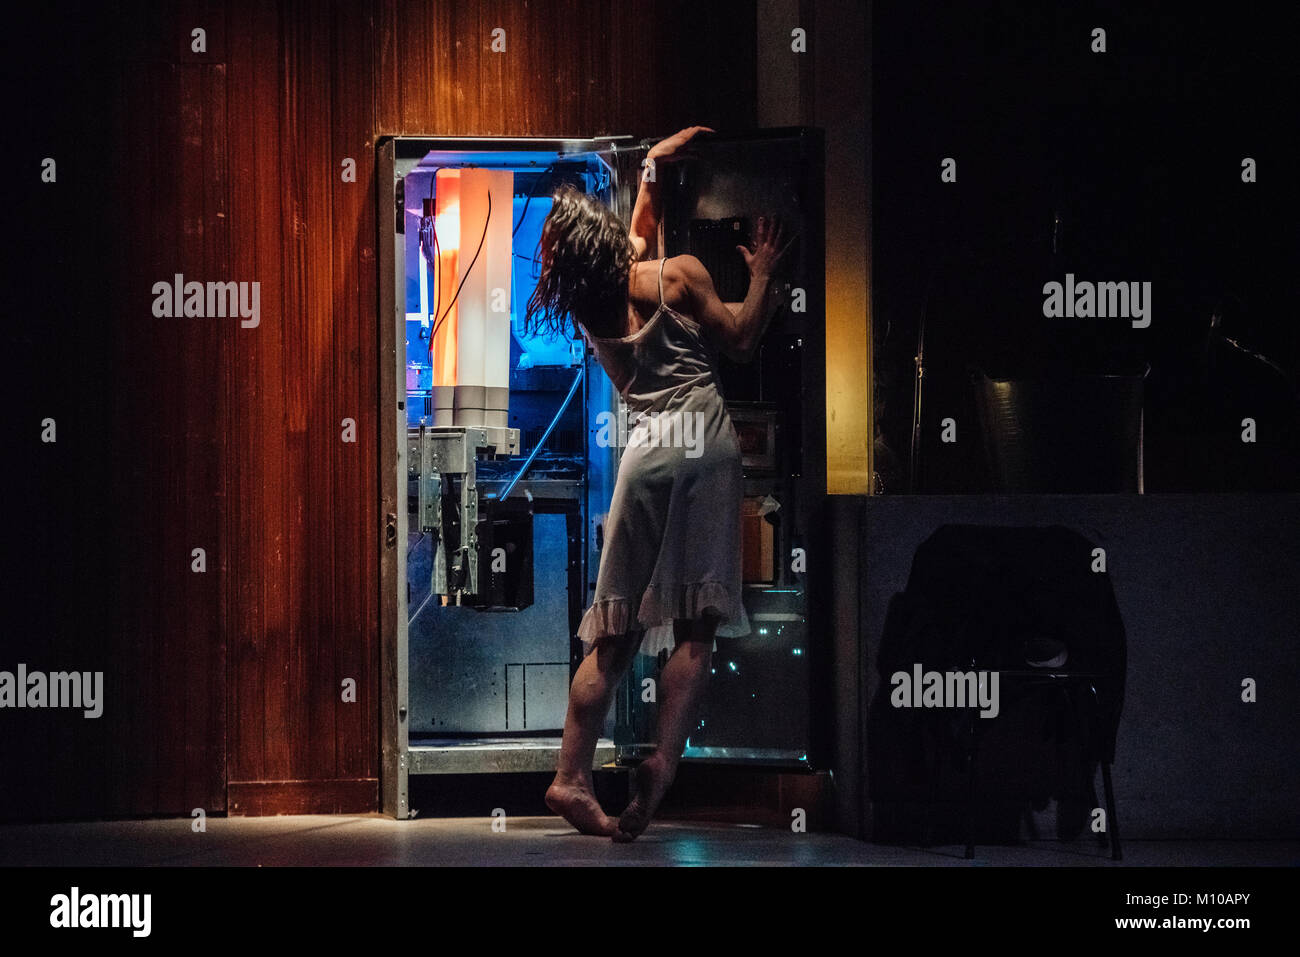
[198,61,231,814]
[449,1,482,135]
[141,64,174,816]
[478,0,506,135]
[303,0,338,783]
[332,0,379,779]
[398,0,431,135]
[522,0,558,135]
[611,0,659,138]
[224,0,256,792]
[375,0,402,136]
[231,0,287,786]
[272,0,305,783]
[166,61,200,813]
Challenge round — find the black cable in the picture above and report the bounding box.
[424,176,443,362]
[430,176,441,337]
[428,215,441,361]
[512,164,554,238]
[429,191,493,347]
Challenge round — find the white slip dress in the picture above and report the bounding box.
[577,257,751,656]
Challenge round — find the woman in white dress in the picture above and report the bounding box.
[526,127,790,841]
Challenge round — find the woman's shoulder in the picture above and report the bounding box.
[662,254,707,282]
[657,255,709,308]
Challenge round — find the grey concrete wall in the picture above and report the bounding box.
[851,493,1300,839]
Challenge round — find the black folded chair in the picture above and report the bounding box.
[869,524,1127,860]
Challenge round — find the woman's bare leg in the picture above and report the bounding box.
[614,616,717,841]
[546,632,641,835]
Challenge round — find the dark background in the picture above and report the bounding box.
[871,2,1299,492]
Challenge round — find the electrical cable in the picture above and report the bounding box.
[495,363,585,502]
[508,167,551,340]
[430,176,441,343]
[429,191,493,347]
[428,205,442,362]
[512,164,554,238]
[418,171,444,363]
[431,226,441,342]
[407,587,436,626]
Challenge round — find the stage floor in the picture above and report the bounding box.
[0,816,1295,867]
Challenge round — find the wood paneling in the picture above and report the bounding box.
[227,778,378,816]
[3,0,756,821]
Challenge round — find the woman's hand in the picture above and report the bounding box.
[647,126,714,164]
[631,127,713,260]
[737,216,793,280]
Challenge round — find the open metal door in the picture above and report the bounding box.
[610,127,830,771]
[379,135,648,818]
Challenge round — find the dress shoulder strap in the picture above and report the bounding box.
[657,257,667,306]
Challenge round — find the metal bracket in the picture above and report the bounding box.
[413,425,519,601]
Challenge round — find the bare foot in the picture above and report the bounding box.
[613,755,672,843]
[546,779,617,836]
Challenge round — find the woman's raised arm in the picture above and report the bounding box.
[628,126,713,260]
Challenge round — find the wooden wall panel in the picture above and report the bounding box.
[330,0,380,785]
[224,0,272,796]
[2,0,757,821]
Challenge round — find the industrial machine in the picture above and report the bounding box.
[378,130,826,819]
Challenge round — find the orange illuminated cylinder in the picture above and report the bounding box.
[429,168,513,428]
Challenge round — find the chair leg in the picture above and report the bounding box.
[965,711,977,860]
[1086,682,1122,861]
[1101,759,1122,861]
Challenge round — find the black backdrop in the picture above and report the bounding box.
[871,1,1299,492]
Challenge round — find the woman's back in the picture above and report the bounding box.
[576,254,748,655]
[585,257,724,415]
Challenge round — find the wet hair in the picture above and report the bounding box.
[525,184,636,340]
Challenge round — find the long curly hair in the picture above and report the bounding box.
[525,185,636,340]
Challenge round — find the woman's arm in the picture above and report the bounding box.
[675,216,792,364]
[627,173,660,261]
[628,126,713,260]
